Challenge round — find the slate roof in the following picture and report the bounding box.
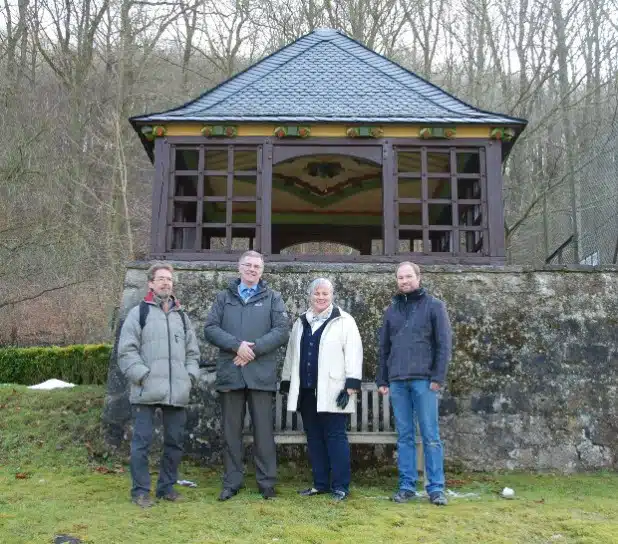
[130,28,527,127]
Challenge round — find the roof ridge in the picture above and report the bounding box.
[130,27,527,128]
[130,31,322,122]
[327,32,525,123]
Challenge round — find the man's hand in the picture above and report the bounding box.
[378,386,389,395]
[235,341,255,363]
[430,381,441,392]
[233,355,250,366]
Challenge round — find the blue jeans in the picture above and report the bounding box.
[298,389,351,493]
[389,379,445,495]
[130,404,187,498]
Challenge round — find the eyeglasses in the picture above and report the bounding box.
[240,263,263,270]
[153,277,173,283]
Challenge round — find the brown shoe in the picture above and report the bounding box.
[157,489,183,502]
[132,494,155,508]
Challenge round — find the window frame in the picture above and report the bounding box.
[150,136,505,264]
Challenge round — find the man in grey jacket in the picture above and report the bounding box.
[377,262,452,506]
[204,250,289,501]
[118,263,200,508]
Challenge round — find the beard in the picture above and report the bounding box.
[154,290,171,303]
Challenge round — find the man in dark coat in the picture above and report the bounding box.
[377,262,452,506]
[204,250,289,501]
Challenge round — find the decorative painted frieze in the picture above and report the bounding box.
[490,127,516,141]
[201,125,238,137]
[346,126,383,138]
[419,127,456,139]
[273,126,311,138]
[140,125,166,141]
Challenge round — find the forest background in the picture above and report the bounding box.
[1,0,617,345]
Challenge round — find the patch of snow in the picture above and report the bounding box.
[28,379,76,390]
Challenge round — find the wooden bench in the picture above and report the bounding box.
[243,383,423,470]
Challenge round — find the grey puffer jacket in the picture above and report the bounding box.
[118,294,200,406]
[204,279,290,392]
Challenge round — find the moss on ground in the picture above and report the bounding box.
[1,386,618,544]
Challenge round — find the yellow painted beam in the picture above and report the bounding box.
[162,123,492,139]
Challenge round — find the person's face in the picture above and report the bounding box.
[148,269,174,299]
[397,264,420,293]
[310,284,333,313]
[238,256,264,286]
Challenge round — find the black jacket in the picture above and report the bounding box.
[204,279,290,391]
[377,288,452,387]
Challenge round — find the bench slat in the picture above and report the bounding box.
[275,392,283,432]
[382,392,391,431]
[372,389,379,432]
[297,412,304,432]
[348,432,398,444]
[350,401,357,431]
[285,407,293,430]
[361,389,369,431]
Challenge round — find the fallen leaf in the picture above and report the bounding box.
[94,466,114,474]
[534,498,545,504]
[446,478,471,487]
[15,472,29,479]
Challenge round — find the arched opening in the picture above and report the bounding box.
[280,241,360,256]
[271,151,383,256]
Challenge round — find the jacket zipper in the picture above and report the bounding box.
[314,315,342,409]
[166,311,173,403]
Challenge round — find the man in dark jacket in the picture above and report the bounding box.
[118,263,200,508]
[377,262,452,506]
[204,250,289,501]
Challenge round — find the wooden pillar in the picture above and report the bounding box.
[485,140,506,262]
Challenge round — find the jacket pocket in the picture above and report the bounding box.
[250,359,277,388]
[215,357,239,388]
[137,372,167,404]
[173,366,192,406]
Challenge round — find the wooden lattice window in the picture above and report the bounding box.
[168,145,261,253]
[395,146,487,256]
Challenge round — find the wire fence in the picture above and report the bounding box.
[509,117,618,266]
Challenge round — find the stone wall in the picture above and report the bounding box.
[103,262,618,472]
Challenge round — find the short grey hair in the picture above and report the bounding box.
[307,277,334,298]
[147,262,174,282]
[238,250,264,264]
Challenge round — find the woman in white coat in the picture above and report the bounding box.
[280,278,363,501]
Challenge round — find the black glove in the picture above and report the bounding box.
[279,380,290,395]
[335,389,350,409]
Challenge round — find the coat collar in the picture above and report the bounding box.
[144,291,181,310]
[227,278,268,300]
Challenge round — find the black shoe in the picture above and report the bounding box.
[132,494,155,508]
[157,489,184,502]
[218,488,238,501]
[332,490,348,501]
[392,490,418,503]
[298,488,328,497]
[260,487,276,500]
[429,491,448,506]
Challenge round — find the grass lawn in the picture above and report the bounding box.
[1,386,617,544]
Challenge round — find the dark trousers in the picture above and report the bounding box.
[220,389,277,490]
[298,389,351,493]
[130,404,186,498]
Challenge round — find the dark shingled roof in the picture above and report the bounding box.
[130,28,526,127]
